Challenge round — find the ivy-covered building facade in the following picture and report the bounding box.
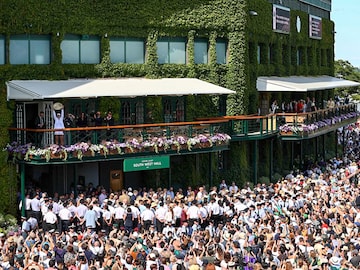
[1,0,357,215]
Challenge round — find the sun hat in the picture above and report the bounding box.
[329,256,341,267]
[53,102,64,110]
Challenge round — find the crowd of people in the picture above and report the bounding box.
[270,95,351,114]
[2,123,360,270]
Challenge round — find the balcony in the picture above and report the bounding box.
[225,114,278,141]
[278,104,358,140]
[6,120,231,164]
[5,104,359,164]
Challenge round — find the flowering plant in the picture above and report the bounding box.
[4,133,232,162]
[279,111,359,136]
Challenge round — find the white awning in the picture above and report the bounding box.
[257,75,360,92]
[6,78,235,101]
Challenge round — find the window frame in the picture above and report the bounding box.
[61,34,100,64]
[156,37,187,64]
[109,37,145,64]
[194,38,209,64]
[0,35,5,65]
[9,34,51,65]
[216,38,228,64]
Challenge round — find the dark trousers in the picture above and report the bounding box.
[143,220,152,231]
[32,210,42,224]
[156,219,164,233]
[60,219,71,232]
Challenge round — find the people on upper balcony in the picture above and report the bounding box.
[104,111,115,140]
[53,108,65,145]
[34,111,45,147]
[64,113,75,128]
[327,98,335,109]
[311,97,317,111]
[93,111,103,127]
[305,97,312,113]
[77,112,88,142]
[270,100,279,114]
[164,110,172,123]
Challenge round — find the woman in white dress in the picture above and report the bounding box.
[53,107,65,145]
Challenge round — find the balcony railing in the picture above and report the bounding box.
[224,114,278,140]
[278,104,358,139]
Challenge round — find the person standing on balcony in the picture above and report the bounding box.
[270,100,279,114]
[53,104,65,145]
[34,111,45,147]
[305,97,312,112]
[311,97,317,111]
[104,111,115,141]
[327,98,335,109]
[64,113,75,145]
[77,112,88,142]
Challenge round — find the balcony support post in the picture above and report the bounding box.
[322,134,326,161]
[335,130,338,158]
[253,140,258,185]
[315,136,319,162]
[291,141,294,169]
[208,152,213,188]
[300,140,303,169]
[20,163,25,218]
[270,139,273,182]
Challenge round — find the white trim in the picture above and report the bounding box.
[6,78,235,101]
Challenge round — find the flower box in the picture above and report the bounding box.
[200,141,212,148]
[5,132,232,162]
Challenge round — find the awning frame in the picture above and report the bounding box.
[257,75,360,92]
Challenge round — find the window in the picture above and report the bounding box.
[157,38,186,64]
[122,101,131,124]
[216,39,227,64]
[269,44,275,64]
[194,39,208,64]
[257,43,268,64]
[121,99,145,124]
[0,36,4,64]
[61,34,100,64]
[297,47,306,66]
[109,38,145,63]
[297,49,301,65]
[291,46,297,66]
[248,42,256,64]
[175,99,185,122]
[10,35,51,64]
[135,100,144,124]
[282,44,289,65]
[163,97,185,122]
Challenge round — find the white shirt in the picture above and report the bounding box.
[114,206,125,220]
[43,211,57,224]
[59,208,72,221]
[76,204,88,218]
[187,205,200,219]
[173,205,183,218]
[211,202,220,215]
[130,205,140,218]
[155,206,167,221]
[141,208,155,221]
[30,198,41,211]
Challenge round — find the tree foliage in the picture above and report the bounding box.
[334,60,360,97]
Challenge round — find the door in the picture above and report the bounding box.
[110,170,123,192]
